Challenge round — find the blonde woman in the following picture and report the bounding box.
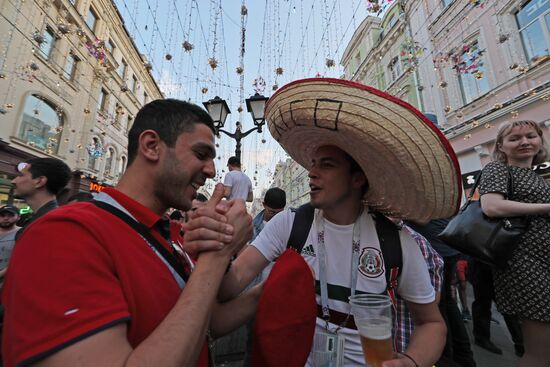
[479,120,550,367]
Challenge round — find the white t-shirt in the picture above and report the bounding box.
[223,170,252,201]
[251,208,435,366]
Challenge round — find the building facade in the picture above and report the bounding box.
[341,0,550,198]
[0,0,162,205]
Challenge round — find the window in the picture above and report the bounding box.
[388,56,402,83]
[120,156,127,175]
[87,7,98,32]
[98,88,108,111]
[131,75,138,93]
[516,0,550,64]
[387,15,397,29]
[105,148,115,176]
[126,115,133,132]
[88,137,101,170]
[442,0,454,7]
[63,52,79,81]
[143,92,149,105]
[118,58,127,78]
[107,39,115,54]
[114,103,123,127]
[455,40,490,104]
[39,27,56,60]
[18,95,63,153]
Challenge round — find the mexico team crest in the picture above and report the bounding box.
[358,247,384,278]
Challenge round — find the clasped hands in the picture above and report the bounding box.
[182,183,252,259]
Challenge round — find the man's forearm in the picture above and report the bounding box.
[127,252,231,367]
[404,321,446,367]
[210,283,263,338]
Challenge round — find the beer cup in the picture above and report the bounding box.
[349,294,393,367]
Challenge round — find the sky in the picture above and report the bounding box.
[113,0,374,195]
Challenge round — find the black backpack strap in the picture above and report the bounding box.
[90,200,190,283]
[286,203,315,253]
[372,212,403,307]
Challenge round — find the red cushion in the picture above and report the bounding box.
[252,249,317,367]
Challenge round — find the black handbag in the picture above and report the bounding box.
[438,167,530,269]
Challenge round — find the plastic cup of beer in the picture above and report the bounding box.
[349,294,393,367]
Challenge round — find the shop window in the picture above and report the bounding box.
[516,0,550,64]
[18,95,63,154]
[87,137,102,171]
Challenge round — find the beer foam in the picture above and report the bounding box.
[356,317,392,340]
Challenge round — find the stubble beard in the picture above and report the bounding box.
[154,155,192,211]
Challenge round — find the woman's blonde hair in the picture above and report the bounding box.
[492,120,550,165]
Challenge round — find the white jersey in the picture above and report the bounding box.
[251,208,435,366]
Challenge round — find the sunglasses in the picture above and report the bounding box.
[16,162,28,172]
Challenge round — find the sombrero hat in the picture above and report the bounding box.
[265,78,462,221]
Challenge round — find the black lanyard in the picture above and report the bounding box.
[91,200,190,283]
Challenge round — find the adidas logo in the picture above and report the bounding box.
[302,244,316,257]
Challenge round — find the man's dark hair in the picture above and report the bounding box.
[227,156,241,167]
[25,158,71,195]
[264,187,286,209]
[195,193,208,202]
[127,99,215,165]
[67,191,94,203]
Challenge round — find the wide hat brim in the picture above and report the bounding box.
[265,78,462,221]
[252,249,317,367]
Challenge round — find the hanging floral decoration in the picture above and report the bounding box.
[275,67,284,75]
[201,87,208,94]
[401,39,423,71]
[87,140,105,158]
[85,38,107,65]
[57,22,71,35]
[32,31,46,45]
[165,53,173,61]
[253,76,266,94]
[182,40,194,52]
[325,58,335,68]
[236,66,244,74]
[432,52,450,70]
[469,0,486,8]
[208,57,218,70]
[451,41,486,75]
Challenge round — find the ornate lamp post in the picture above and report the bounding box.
[203,93,268,161]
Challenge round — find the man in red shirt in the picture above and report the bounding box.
[2,99,255,367]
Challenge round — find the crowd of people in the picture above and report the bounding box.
[0,78,548,367]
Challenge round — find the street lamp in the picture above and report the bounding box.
[203,93,268,161]
[202,96,231,130]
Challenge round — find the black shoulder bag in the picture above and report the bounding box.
[438,167,530,269]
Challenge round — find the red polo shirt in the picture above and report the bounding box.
[2,188,209,366]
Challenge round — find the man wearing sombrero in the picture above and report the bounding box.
[193,79,462,366]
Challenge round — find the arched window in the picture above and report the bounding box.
[105,147,115,176]
[87,137,103,170]
[120,156,127,175]
[19,94,63,154]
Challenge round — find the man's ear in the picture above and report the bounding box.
[34,175,47,190]
[138,130,163,162]
[351,171,367,190]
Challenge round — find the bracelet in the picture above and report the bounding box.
[399,352,419,367]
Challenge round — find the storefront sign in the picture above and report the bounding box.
[89,181,107,192]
